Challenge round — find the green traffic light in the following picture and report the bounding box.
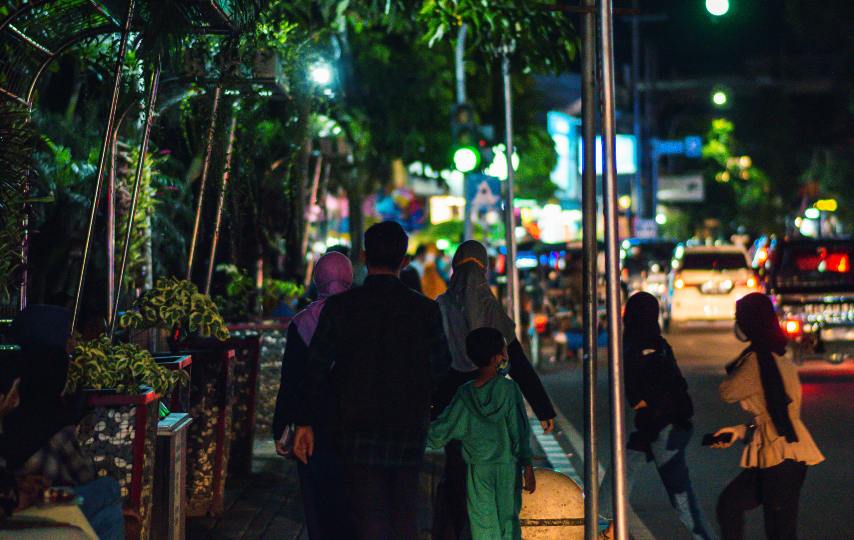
[453,146,480,173]
[712,89,728,107]
[705,0,729,16]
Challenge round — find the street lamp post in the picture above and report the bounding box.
[598,0,630,538]
[501,44,522,339]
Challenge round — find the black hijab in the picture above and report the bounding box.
[734,293,798,443]
[623,292,662,350]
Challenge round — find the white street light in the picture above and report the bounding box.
[705,0,730,17]
[310,62,333,86]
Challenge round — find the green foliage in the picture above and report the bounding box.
[419,0,577,72]
[701,118,783,235]
[119,277,230,341]
[0,101,31,303]
[801,147,854,233]
[66,336,189,396]
[115,147,164,292]
[514,127,558,201]
[214,264,303,320]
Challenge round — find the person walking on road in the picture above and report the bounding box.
[433,239,556,540]
[273,251,354,540]
[428,327,536,540]
[292,221,451,540]
[602,291,716,540]
[712,293,824,540]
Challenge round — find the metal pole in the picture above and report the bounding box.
[598,1,629,539]
[581,0,599,537]
[187,84,222,280]
[455,23,468,104]
[106,129,117,323]
[70,0,134,335]
[631,0,642,220]
[204,111,237,295]
[456,24,474,242]
[109,59,161,337]
[501,47,521,337]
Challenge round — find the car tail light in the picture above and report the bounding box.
[782,319,803,338]
[534,314,548,334]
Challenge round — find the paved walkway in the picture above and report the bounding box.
[188,416,557,540]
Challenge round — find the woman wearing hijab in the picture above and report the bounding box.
[433,240,556,540]
[712,293,823,540]
[602,292,715,540]
[273,252,354,540]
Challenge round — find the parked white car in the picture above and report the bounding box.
[666,244,759,327]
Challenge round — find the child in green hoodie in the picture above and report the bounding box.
[428,327,536,540]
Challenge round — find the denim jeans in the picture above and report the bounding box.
[74,476,125,540]
[625,425,718,540]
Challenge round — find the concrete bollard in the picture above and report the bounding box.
[520,468,585,540]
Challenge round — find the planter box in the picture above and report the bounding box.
[77,390,159,540]
[227,321,290,440]
[181,346,236,517]
[153,354,193,413]
[224,335,261,474]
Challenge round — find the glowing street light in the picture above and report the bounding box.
[712,89,729,107]
[804,207,820,220]
[705,0,730,16]
[309,62,333,86]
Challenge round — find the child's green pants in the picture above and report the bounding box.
[466,463,523,540]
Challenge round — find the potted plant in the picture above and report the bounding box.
[67,337,188,540]
[119,276,230,351]
[118,276,235,516]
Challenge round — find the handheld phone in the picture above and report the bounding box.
[701,432,734,446]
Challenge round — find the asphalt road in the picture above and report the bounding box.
[538,323,854,539]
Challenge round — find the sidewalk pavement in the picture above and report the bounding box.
[187,417,556,540]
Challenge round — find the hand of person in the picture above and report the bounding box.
[15,475,48,511]
[540,418,555,434]
[293,425,315,465]
[712,425,746,449]
[523,465,536,494]
[274,439,290,458]
[0,379,21,420]
[632,399,648,410]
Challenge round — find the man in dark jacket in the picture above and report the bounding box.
[293,221,451,540]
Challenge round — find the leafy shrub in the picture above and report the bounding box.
[66,336,188,396]
[119,276,230,341]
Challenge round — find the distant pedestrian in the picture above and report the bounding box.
[273,252,354,539]
[433,239,555,540]
[421,243,448,299]
[293,221,451,540]
[428,327,536,540]
[602,291,716,540]
[712,293,824,540]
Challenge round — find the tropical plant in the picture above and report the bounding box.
[119,276,230,341]
[66,336,189,396]
[214,264,303,320]
[0,101,33,303]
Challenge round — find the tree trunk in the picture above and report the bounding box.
[283,98,312,281]
[346,170,366,263]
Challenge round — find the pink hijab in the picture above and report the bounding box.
[292,252,353,345]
